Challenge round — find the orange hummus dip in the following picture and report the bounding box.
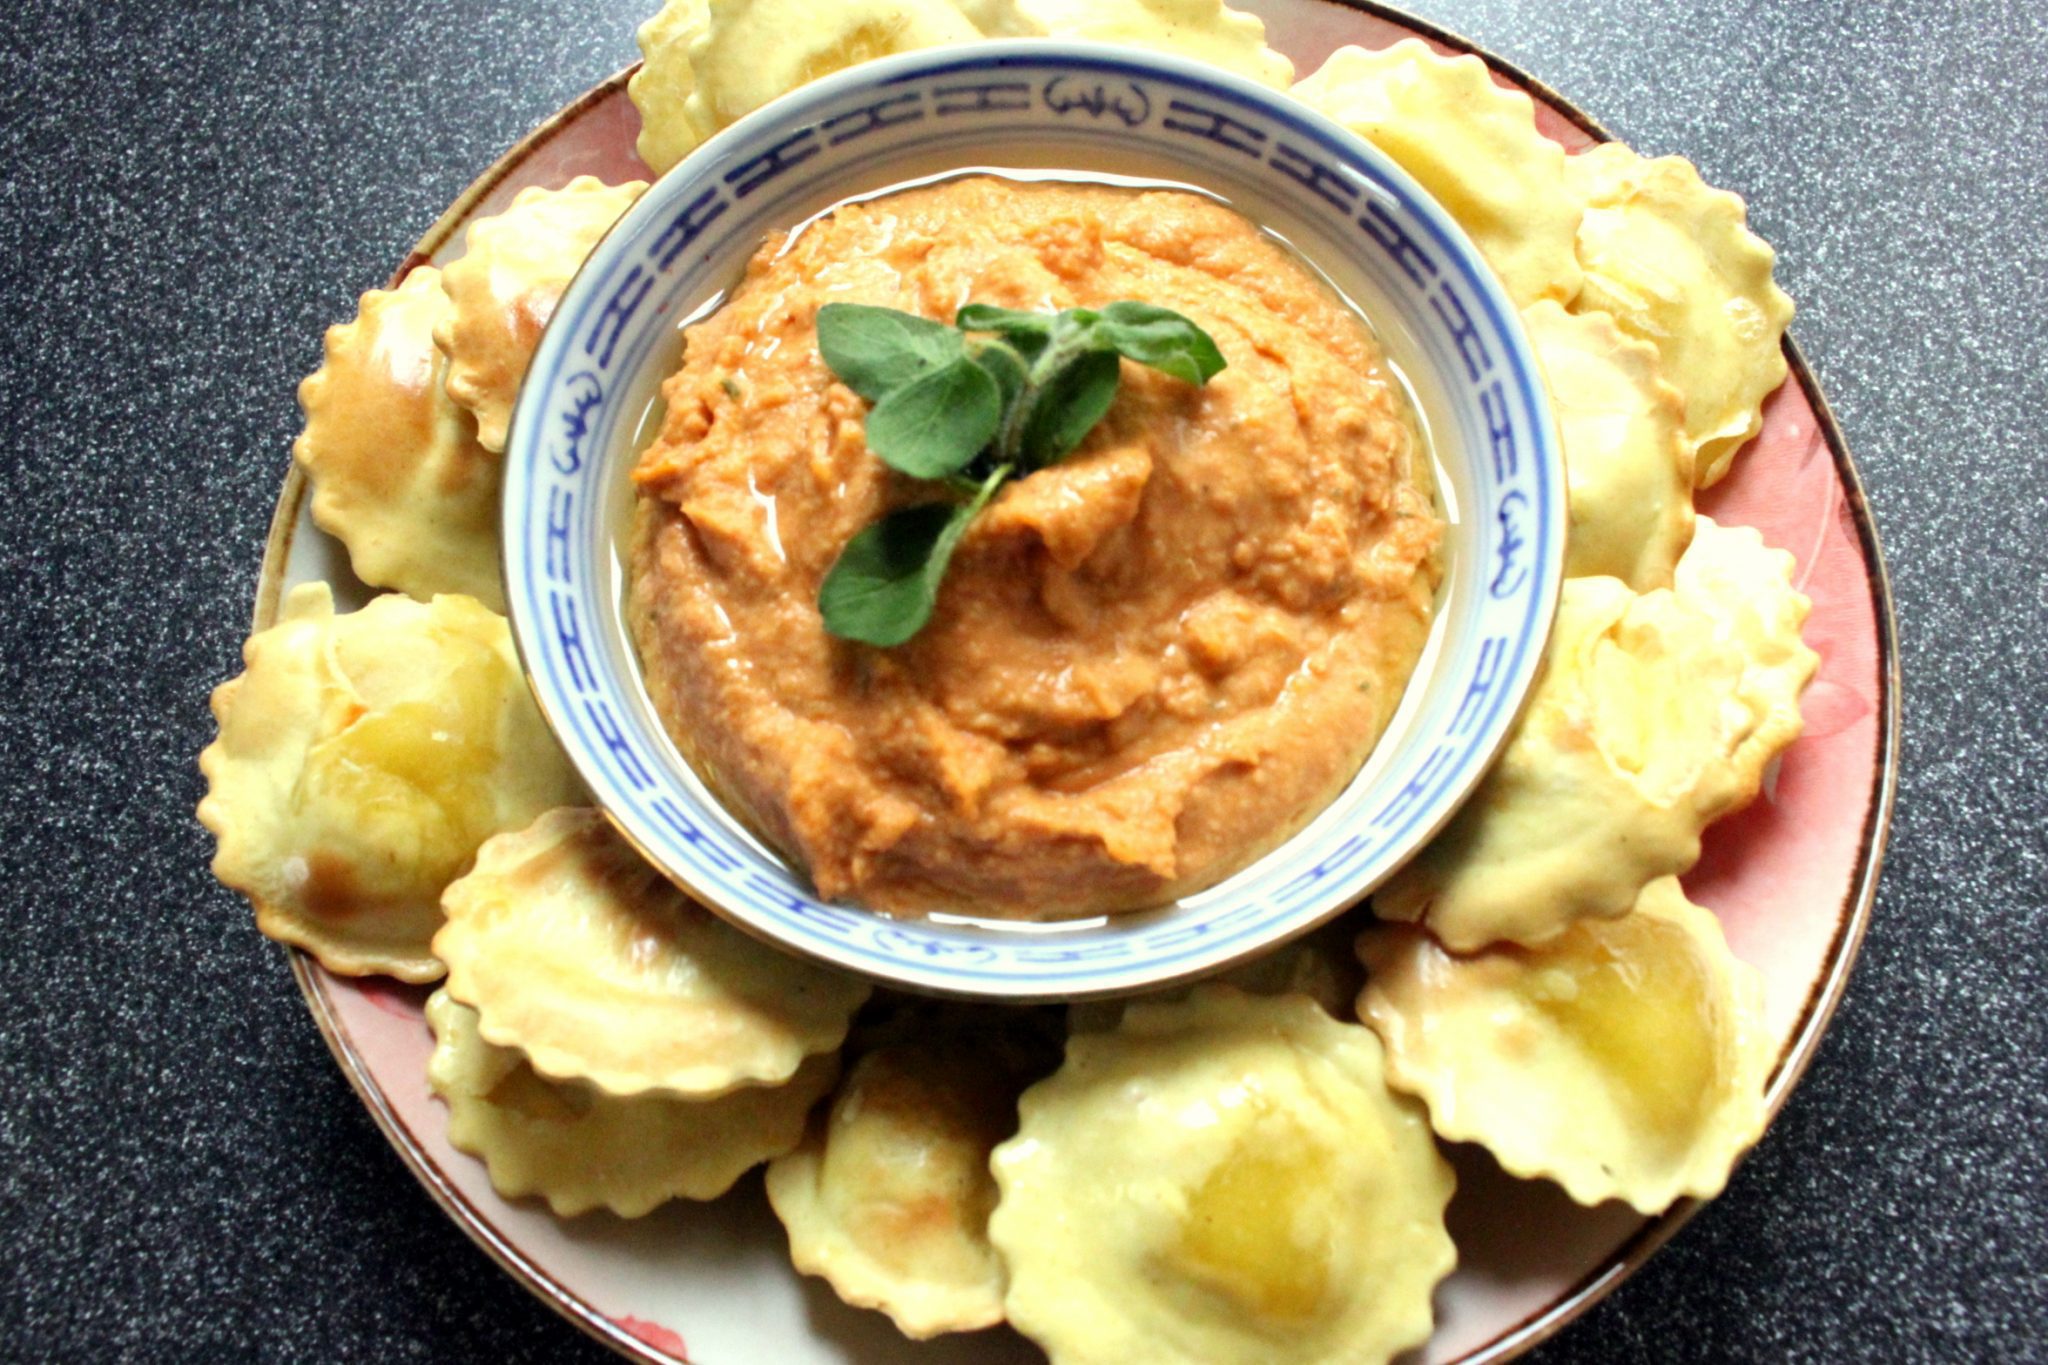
[630,177,1441,919]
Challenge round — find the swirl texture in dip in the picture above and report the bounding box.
[630,177,1440,920]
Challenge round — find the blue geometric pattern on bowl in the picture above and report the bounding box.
[502,41,1564,1000]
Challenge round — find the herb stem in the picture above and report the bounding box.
[1003,326,1095,463]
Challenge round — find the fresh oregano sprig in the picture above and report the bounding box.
[813,300,1225,646]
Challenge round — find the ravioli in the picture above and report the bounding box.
[198,584,582,981]
[630,0,712,174]
[1523,299,1694,590]
[1374,544,1813,951]
[435,807,871,1098]
[679,0,987,139]
[434,176,648,453]
[1358,877,1772,1213]
[1566,143,1794,486]
[1374,577,1739,949]
[990,987,1454,1365]
[659,0,1288,155]
[1293,41,1581,308]
[766,1023,1051,1338]
[293,267,503,609]
[427,992,836,1217]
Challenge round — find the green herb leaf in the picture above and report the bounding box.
[1094,301,1228,386]
[818,466,1011,646]
[817,302,965,402]
[864,356,1003,479]
[1018,346,1122,468]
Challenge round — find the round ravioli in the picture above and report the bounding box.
[990,987,1454,1365]
[293,267,503,609]
[198,584,582,981]
[1358,877,1772,1214]
[675,0,1286,145]
[629,0,712,174]
[1375,564,1805,951]
[1566,143,1794,486]
[435,806,870,1098]
[1292,41,1581,308]
[434,176,648,453]
[766,1023,1051,1338]
[1523,299,1694,590]
[682,0,988,138]
[426,991,837,1217]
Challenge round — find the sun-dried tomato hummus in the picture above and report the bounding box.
[630,177,1440,919]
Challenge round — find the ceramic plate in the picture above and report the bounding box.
[251,2,1900,1360]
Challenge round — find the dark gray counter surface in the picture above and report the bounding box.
[3,1,2043,1360]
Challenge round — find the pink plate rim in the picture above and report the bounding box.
[253,3,1903,1358]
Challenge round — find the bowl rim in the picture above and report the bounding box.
[497,36,1567,1001]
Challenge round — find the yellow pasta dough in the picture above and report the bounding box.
[435,176,648,453]
[1358,877,1772,1213]
[198,585,581,981]
[435,806,870,1098]
[680,0,988,139]
[649,0,1289,165]
[293,267,503,609]
[1566,143,1794,486]
[990,987,1454,1365]
[427,991,837,1217]
[630,0,712,174]
[1376,530,1813,950]
[1674,517,1819,799]
[1292,40,1581,308]
[767,1025,1049,1337]
[1523,299,1694,590]
[1375,577,1741,949]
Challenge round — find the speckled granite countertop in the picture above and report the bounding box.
[2,0,2042,1360]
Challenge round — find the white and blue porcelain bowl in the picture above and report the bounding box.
[501,40,1564,1001]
